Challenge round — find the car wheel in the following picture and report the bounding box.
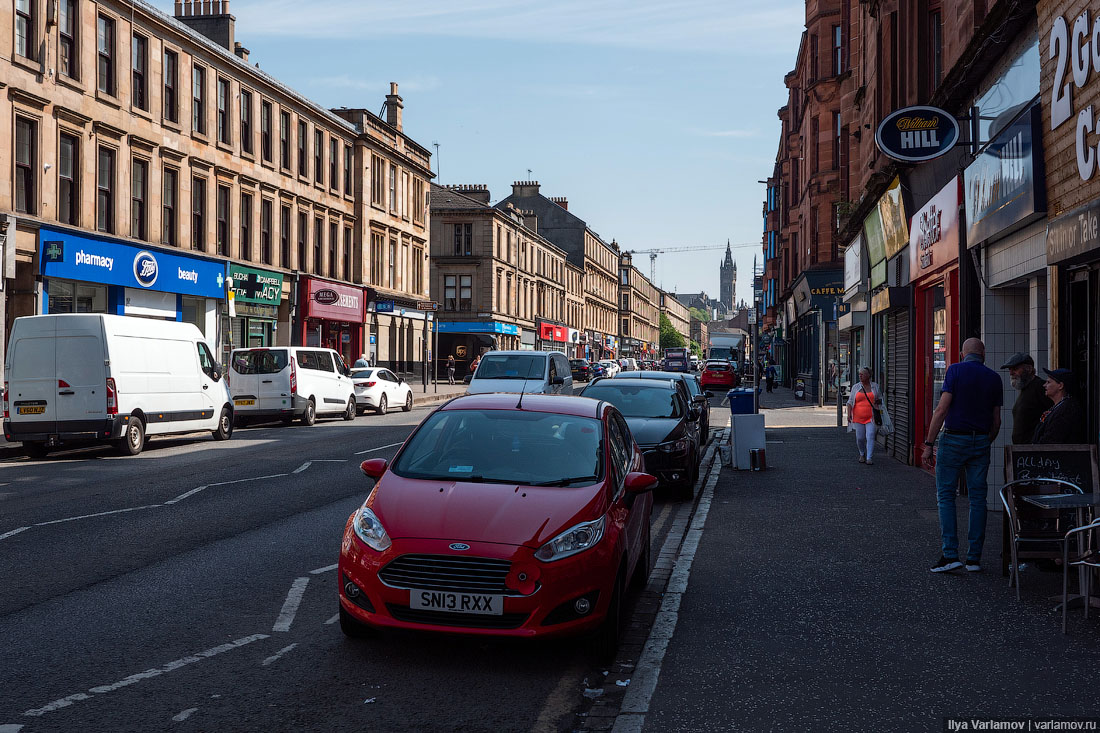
[343,398,356,421]
[630,522,652,591]
[301,398,317,426]
[376,394,388,415]
[402,391,413,412]
[24,442,50,460]
[339,604,374,639]
[593,571,625,663]
[117,416,145,456]
[212,408,233,440]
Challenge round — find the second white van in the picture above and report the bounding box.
[465,351,573,395]
[229,347,356,426]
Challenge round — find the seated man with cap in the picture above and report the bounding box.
[1033,368,1088,444]
[1001,352,1052,444]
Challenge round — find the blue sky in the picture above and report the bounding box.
[153,0,804,305]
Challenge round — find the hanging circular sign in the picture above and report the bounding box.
[875,106,960,163]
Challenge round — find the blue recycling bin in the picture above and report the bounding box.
[727,388,755,415]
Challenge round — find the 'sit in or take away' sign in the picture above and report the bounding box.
[875,106,960,162]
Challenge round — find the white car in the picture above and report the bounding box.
[598,360,621,377]
[350,367,413,414]
[229,347,356,426]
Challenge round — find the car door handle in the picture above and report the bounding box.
[262,380,274,384]
[58,390,75,396]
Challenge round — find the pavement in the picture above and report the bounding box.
[606,387,1100,731]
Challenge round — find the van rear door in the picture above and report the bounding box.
[7,318,58,436]
[254,349,291,413]
[229,349,260,409]
[54,317,107,431]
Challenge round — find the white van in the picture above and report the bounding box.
[465,351,573,395]
[3,314,232,458]
[619,358,639,372]
[229,347,356,426]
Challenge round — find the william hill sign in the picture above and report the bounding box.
[876,106,960,163]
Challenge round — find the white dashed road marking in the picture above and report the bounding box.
[292,462,312,474]
[324,613,340,625]
[273,577,310,632]
[309,563,338,575]
[171,708,198,722]
[0,724,25,732]
[353,442,404,455]
[0,527,29,541]
[261,644,298,667]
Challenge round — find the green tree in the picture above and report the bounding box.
[689,307,710,323]
[659,313,686,351]
[689,340,701,356]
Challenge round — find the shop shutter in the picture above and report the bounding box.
[886,309,911,464]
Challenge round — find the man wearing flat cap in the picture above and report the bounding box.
[1032,368,1088,444]
[1001,353,1052,444]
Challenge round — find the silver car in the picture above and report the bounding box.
[465,351,574,395]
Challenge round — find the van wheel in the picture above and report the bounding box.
[24,442,50,460]
[402,392,413,412]
[212,408,233,440]
[301,398,317,426]
[376,394,388,415]
[117,417,145,456]
[343,399,356,421]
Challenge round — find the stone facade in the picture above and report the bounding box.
[660,289,691,344]
[618,251,659,358]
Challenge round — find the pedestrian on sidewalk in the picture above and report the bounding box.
[846,367,882,465]
[446,355,456,385]
[1000,352,1051,444]
[765,363,776,393]
[921,337,1002,574]
[1032,368,1087,444]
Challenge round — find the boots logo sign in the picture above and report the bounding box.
[875,106,960,162]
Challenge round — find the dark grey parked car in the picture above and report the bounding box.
[615,370,710,446]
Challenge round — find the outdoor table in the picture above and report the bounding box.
[1020,493,1100,610]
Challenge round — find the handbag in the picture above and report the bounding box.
[861,385,883,426]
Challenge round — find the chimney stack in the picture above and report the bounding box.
[549,196,568,211]
[175,0,236,52]
[449,184,490,205]
[511,180,541,198]
[384,82,403,131]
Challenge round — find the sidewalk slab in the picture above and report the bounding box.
[642,418,1100,732]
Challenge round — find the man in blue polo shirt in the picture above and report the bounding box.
[921,338,1003,573]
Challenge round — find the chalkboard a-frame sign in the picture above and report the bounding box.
[1005,444,1100,493]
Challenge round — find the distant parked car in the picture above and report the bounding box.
[350,368,413,414]
[570,358,594,382]
[597,360,621,378]
[589,362,608,379]
[466,351,573,395]
[700,360,738,391]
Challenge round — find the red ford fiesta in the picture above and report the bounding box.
[338,393,656,658]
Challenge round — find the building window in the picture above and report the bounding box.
[217,78,230,143]
[216,185,230,256]
[261,101,273,162]
[59,0,77,78]
[131,158,147,240]
[97,15,114,95]
[298,121,308,177]
[413,178,425,224]
[811,118,819,173]
[621,293,629,310]
[239,89,252,154]
[330,138,339,191]
[14,117,36,214]
[453,223,472,256]
[314,130,323,185]
[832,24,843,75]
[59,132,78,225]
[388,238,396,288]
[280,111,290,169]
[371,156,385,206]
[240,193,253,260]
[96,146,115,233]
[343,145,352,194]
[313,217,323,274]
[328,221,337,278]
[389,165,397,211]
[163,49,178,122]
[297,212,308,270]
[16,0,36,60]
[192,65,205,134]
[261,199,273,265]
[370,231,384,284]
[809,34,818,82]
[280,205,291,267]
[132,35,147,110]
[412,246,423,294]
[833,111,842,170]
[929,10,943,91]
[343,227,352,281]
[162,167,178,245]
[622,318,630,337]
[192,177,206,251]
[402,171,410,219]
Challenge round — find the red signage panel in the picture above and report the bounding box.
[539,323,567,342]
[303,278,365,321]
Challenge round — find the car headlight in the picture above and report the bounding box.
[658,438,691,453]
[352,505,392,552]
[534,516,606,562]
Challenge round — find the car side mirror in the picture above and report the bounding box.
[692,394,708,405]
[551,376,565,385]
[398,377,405,384]
[624,471,658,494]
[360,458,388,479]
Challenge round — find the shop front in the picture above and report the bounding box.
[299,278,364,367]
[226,264,285,359]
[436,320,520,379]
[39,226,225,344]
[790,269,843,404]
[910,176,962,467]
[537,321,568,352]
[840,233,869,390]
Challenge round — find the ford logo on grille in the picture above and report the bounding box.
[133,251,159,288]
[313,288,340,305]
[448,543,470,551]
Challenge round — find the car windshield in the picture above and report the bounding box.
[390,409,604,486]
[474,355,545,380]
[231,349,288,375]
[351,369,375,379]
[582,383,683,419]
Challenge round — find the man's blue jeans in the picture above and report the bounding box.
[935,433,992,562]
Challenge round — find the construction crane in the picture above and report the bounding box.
[626,242,760,282]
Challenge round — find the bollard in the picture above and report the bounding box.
[750,448,767,471]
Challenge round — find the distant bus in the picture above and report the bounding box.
[663,347,690,372]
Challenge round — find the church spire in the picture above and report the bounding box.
[723,239,733,268]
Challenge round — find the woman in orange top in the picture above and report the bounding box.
[846,367,883,465]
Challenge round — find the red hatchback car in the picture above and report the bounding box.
[700,360,738,391]
[338,393,656,658]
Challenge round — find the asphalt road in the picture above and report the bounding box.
[0,390,723,733]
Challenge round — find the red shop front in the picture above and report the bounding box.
[537,321,568,352]
[909,176,961,468]
[299,278,366,366]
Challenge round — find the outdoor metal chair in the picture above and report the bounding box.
[1063,518,1100,633]
[999,478,1084,601]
